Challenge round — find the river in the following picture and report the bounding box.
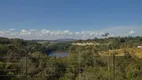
[49,52,70,57]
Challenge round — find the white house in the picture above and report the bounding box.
[137,46,142,48]
[72,42,99,46]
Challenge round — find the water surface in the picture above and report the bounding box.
[49,52,70,57]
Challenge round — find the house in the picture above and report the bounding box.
[72,42,99,46]
[137,46,142,48]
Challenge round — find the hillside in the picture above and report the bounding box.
[100,48,142,58]
[0,37,142,80]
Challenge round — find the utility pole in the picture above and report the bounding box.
[101,33,110,71]
[26,54,28,79]
[79,46,81,80]
[112,52,116,80]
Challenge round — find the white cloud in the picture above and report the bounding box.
[30,29,36,31]
[0,26,141,40]
[0,31,4,34]
[129,30,136,34]
[75,32,80,35]
[64,30,70,33]
[9,28,16,31]
[20,30,31,35]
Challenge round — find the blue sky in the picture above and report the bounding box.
[0,0,142,39]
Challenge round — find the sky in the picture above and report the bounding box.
[0,0,142,40]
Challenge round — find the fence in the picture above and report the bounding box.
[0,54,131,80]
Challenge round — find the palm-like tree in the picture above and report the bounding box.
[101,33,109,38]
[101,33,111,71]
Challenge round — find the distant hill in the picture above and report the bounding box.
[55,38,76,42]
[32,38,76,43]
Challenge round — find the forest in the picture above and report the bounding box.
[0,36,142,80]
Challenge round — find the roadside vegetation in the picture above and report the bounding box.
[0,36,142,80]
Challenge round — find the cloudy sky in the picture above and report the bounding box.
[0,0,142,40]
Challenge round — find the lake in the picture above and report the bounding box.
[49,52,70,57]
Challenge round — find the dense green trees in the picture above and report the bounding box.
[0,37,142,80]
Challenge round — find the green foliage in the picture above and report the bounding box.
[125,62,142,80]
[0,61,4,68]
[0,37,142,80]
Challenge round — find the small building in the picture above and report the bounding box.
[137,46,142,48]
[72,42,96,46]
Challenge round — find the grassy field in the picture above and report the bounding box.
[100,48,142,58]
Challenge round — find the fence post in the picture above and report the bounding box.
[26,55,27,79]
[112,52,115,80]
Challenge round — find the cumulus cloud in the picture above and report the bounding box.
[20,29,31,35]
[9,28,16,31]
[129,30,136,34]
[0,26,141,40]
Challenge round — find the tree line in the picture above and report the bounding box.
[0,37,142,80]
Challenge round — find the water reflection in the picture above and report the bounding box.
[49,52,70,57]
